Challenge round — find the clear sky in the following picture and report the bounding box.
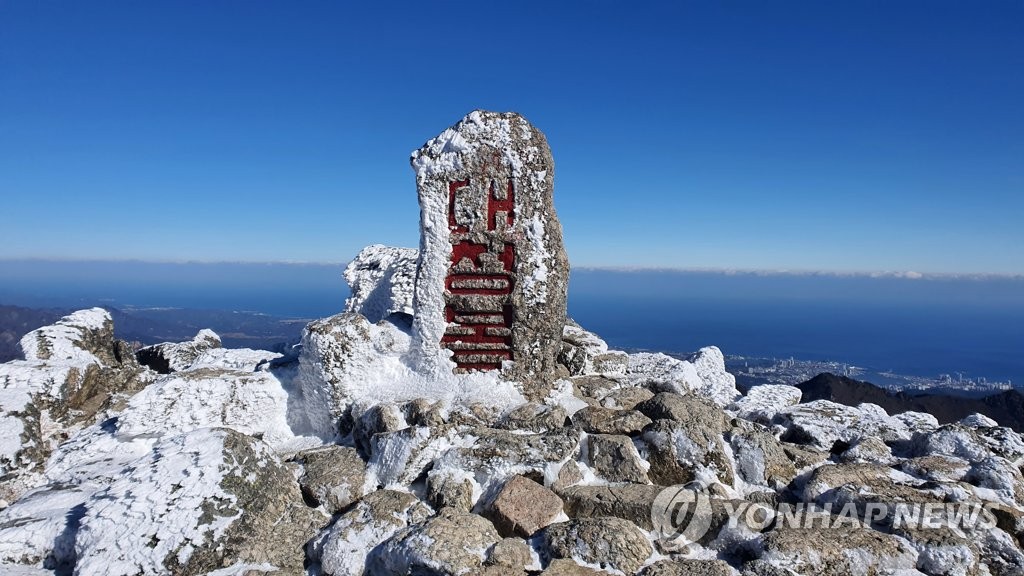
[1,1,1021,274]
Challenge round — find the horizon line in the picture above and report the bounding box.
[2,256,1022,280]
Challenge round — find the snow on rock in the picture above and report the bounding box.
[135,329,223,374]
[343,244,418,323]
[367,508,501,575]
[188,347,281,372]
[310,489,431,576]
[627,353,702,394]
[773,400,911,451]
[19,308,111,365]
[0,427,321,574]
[728,384,802,424]
[912,423,1024,466]
[116,367,310,452]
[559,322,628,377]
[72,427,322,575]
[893,410,940,433]
[0,308,148,502]
[409,110,569,395]
[686,346,740,406]
[295,312,524,439]
[0,483,90,568]
[960,413,1000,428]
[626,348,739,407]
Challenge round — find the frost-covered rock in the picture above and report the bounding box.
[296,312,524,438]
[496,402,569,433]
[542,517,653,575]
[353,402,408,456]
[365,425,470,489]
[636,393,734,486]
[584,433,650,484]
[410,110,570,397]
[426,468,479,512]
[343,244,418,323]
[312,489,431,576]
[754,526,919,575]
[960,413,1000,429]
[296,445,367,513]
[571,405,651,435]
[0,483,90,569]
[430,427,581,495]
[626,348,739,407]
[729,385,802,424]
[802,462,945,515]
[900,455,972,483]
[72,428,321,575]
[895,410,941,433]
[0,308,148,502]
[838,436,896,465]
[135,328,222,373]
[773,400,911,452]
[367,508,501,575]
[559,322,627,377]
[729,424,798,490]
[641,559,734,576]
[912,423,1024,465]
[116,367,305,451]
[687,346,741,407]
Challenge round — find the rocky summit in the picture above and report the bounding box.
[2,111,1024,575]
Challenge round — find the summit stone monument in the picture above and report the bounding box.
[410,110,569,396]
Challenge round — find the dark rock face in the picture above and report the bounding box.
[410,110,569,399]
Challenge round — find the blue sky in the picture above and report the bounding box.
[1,1,1021,274]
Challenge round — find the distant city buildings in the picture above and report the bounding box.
[728,355,1014,393]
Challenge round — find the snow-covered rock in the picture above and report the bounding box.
[543,517,653,575]
[754,526,919,575]
[773,400,911,451]
[729,384,802,424]
[0,308,148,502]
[310,489,431,576]
[343,244,418,323]
[367,508,501,575]
[73,428,321,575]
[894,410,940,433]
[135,328,222,373]
[295,312,524,438]
[960,413,1000,428]
[626,348,739,407]
[0,428,322,575]
[116,366,311,452]
[637,393,735,486]
[559,322,627,377]
[729,423,798,490]
[409,110,570,393]
[295,445,367,513]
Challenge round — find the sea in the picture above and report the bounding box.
[2,260,1022,387]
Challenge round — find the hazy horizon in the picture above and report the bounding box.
[2,259,1022,386]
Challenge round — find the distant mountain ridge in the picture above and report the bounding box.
[798,372,1024,432]
[0,304,304,362]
